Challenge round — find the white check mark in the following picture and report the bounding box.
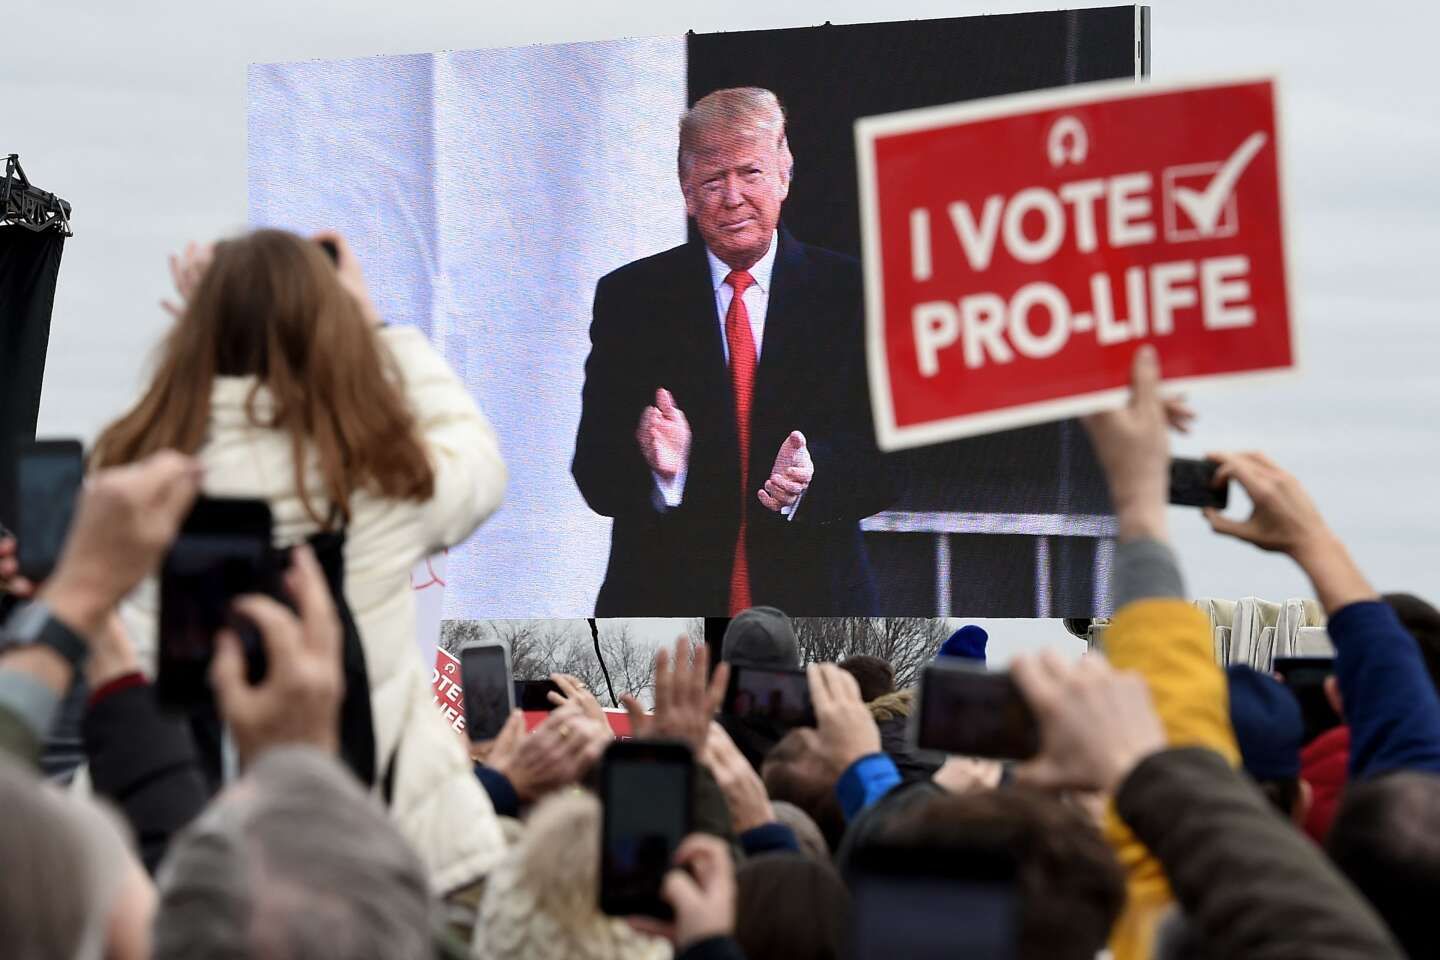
[1172,131,1268,236]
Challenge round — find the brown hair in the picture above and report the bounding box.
[93,230,434,525]
[736,854,851,960]
[858,787,1125,960]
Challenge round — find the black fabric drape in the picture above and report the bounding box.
[0,226,65,533]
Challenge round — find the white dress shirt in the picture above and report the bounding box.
[652,232,802,518]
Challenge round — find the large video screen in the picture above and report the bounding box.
[248,7,1141,618]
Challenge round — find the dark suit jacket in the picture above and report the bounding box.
[572,228,900,615]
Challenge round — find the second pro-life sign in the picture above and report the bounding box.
[856,76,1295,450]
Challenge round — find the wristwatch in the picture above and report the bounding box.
[0,601,89,672]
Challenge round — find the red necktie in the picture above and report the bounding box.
[725,270,757,614]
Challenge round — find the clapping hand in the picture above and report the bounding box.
[637,388,692,482]
[758,430,813,512]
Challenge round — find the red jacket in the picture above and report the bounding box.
[1301,725,1350,843]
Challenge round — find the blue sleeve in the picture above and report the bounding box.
[836,752,902,822]
[739,822,800,856]
[473,764,521,818]
[1331,601,1440,780]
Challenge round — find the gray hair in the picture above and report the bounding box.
[0,755,135,960]
[678,86,794,183]
[154,747,433,960]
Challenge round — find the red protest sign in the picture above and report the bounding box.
[431,647,636,738]
[856,76,1295,450]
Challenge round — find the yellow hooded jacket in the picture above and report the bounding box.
[1102,599,1241,960]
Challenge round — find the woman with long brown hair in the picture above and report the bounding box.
[95,228,508,891]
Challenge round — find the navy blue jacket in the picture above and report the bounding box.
[1331,601,1440,779]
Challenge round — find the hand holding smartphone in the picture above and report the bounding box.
[1169,457,1229,509]
[721,663,814,729]
[10,439,85,583]
[599,740,695,919]
[1273,656,1342,744]
[461,640,516,741]
[157,497,284,709]
[913,662,1040,761]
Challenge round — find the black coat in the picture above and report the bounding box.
[572,229,900,616]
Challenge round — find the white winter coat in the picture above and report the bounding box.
[119,326,509,893]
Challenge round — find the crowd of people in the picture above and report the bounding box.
[2,224,1439,960]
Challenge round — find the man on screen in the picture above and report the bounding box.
[573,87,899,616]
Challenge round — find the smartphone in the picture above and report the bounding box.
[599,740,694,919]
[514,678,563,712]
[722,664,814,728]
[913,662,1040,760]
[157,498,281,709]
[1169,457,1229,509]
[849,842,1018,960]
[1273,657,1342,744]
[461,640,515,741]
[13,439,84,582]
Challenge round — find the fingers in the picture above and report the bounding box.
[784,430,807,452]
[704,660,729,718]
[231,594,303,671]
[765,474,806,497]
[807,663,831,713]
[1011,650,1066,718]
[652,645,672,717]
[1162,396,1196,433]
[783,465,813,483]
[620,693,648,730]
[285,544,340,657]
[1129,344,1160,409]
[757,488,783,511]
[656,388,677,417]
[822,662,862,704]
[209,629,248,707]
[1202,507,1256,541]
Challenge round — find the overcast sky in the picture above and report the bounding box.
[6,0,1437,659]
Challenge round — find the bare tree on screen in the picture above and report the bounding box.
[437,619,659,707]
[791,618,950,690]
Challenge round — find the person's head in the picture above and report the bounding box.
[763,728,847,852]
[1328,771,1440,958]
[853,787,1125,960]
[771,800,831,862]
[679,87,793,270]
[723,605,801,669]
[839,655,896,703]
[939,624,989,664]
[1226,665,1311,825]
[474,790,668,960]
[736,853,851,960]
[154,747,432,960]
[92,228,435,525]
[1384,593,1440,694]
[0,755,154,960]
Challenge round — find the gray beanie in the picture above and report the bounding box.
[722,606,801,668]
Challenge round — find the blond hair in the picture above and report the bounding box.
[678,86,794,183]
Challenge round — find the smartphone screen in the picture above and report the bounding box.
[15,439,84,582]
[850,846,1018,960]
[1169,457,1229,509]
[599,741,694,919]
[914,663,1040,760]
[514,679,562,712]
[722,664,814,728]
[461,642,514,741]
[1273,657,1342,744]
[157,498,278,710]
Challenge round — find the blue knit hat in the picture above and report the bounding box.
[1226,665,1303,781]
[939,625,988,663]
